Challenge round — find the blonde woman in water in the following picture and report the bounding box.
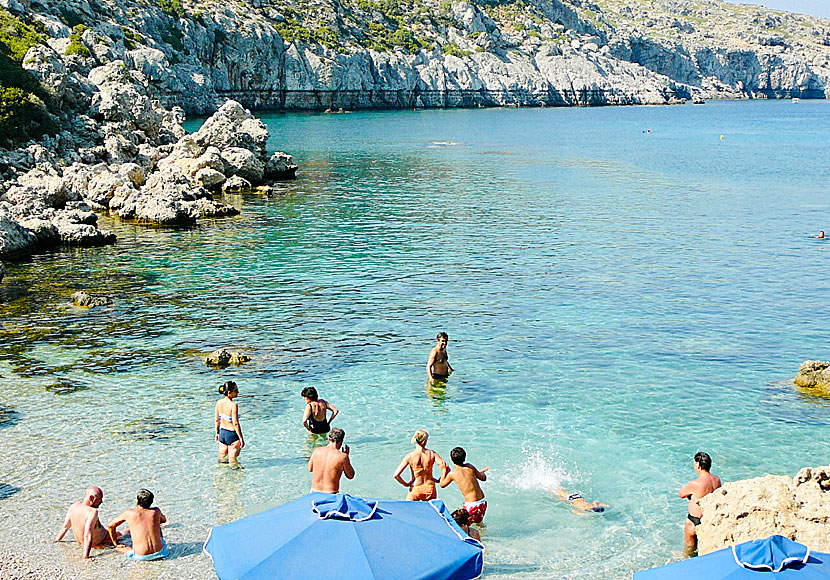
[215,381,244,468]
[393,429,447,500]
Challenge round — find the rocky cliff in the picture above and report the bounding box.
[1,0,829,270]
[697,465,830,555]
[6,0,829,118]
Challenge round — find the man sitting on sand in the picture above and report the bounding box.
[308,428,355,493]
[427,332,453,383]
[452,509,481,542]
[48,486,116,560]
[553,488,609,514]
[439,447,488,524]
[106,489,168,561]
[678,451,721,556]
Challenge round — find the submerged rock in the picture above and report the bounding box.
[205,348,251,367]
[0,215,38,258]
[265,152,298,180]
[72,291,113,308]
[697,465,830,554]
[794,360,830,393]
[222,175,252,193]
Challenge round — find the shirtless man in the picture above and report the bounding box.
[427,332,453,382]
[308,428,355,493]
[47,486,114,560]
[394,429,447,501]
[106,489,169,561]
[678,451,721,555]
[439,447,488,524]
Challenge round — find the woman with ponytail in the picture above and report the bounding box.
[215,381,244,468]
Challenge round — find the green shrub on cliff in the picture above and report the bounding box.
[0,8,54,147]
[155,0,185,18]
[66,24,91,58]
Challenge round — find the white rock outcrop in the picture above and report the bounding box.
[697,465,830,555]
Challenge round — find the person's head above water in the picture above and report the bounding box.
[451,447,466,465]
[412,429,429,447]
[219,380,238,396]
[437,332,448,341]
[328,428,345,446]
[452,508,469,527]
[137,488,154,509]
[301,386,319,402]
[694,451,712,472]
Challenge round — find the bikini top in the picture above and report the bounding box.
[218,412,233,422]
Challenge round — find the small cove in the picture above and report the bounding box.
[2,100,830,579]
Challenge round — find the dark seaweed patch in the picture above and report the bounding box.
[114,418,187,441]
[0,483,20,500]
[0,406,20,428]
[44,381,89,395]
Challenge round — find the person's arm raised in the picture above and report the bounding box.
[343,446,355,480]
[475,465,489,481]
[438,466,453,488]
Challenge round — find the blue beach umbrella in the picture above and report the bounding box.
[634,536,830,580]
[204,493,484,580]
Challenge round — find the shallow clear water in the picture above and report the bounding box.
[3,100,830,579]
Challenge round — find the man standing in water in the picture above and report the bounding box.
[427,332,453,382]
[48,486,116,560]
[308,428,355,493]
[678,451,721,556]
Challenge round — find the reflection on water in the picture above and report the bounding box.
[213,467,245,525]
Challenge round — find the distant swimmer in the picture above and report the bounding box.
[215,380,245,468]
[678,451,721,556]
[439,447,489,524]
[814,231,825,239]
[553,488,609,514]
[47,486,118,560]
[301,387,339,434]
[107,489,168,561]
[308,428,354,493]
[394,429,448,501]
[452,509,481,542]
[427,332,453,383]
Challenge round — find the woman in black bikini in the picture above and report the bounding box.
[301,387,339,434]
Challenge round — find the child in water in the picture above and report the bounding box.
[452,509,481,542]
[553,488,608,514]
[215,381,244,468]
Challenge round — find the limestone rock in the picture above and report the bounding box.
[794,361,830,393]
[72,291,113,308]
[222,175,252,193]
[4,166,74,210]
[697,465,830,555]
[205,348,251,367]
[265,152,298,180]
[220,147,265,184]
[193,101,269,159]
[0,215,38,258]
[194,168,226,190]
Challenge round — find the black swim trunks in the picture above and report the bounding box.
[687,513,702,526]
[218,428,239,445]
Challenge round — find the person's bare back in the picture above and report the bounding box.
[678,452,721,554]
[441,464,485,503]
[107,489,168,559]
[48,486,113,560]
[308,428,354,493]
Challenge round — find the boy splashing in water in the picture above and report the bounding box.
[439,447,488,524]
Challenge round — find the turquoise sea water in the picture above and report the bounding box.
[2,100,830,579]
